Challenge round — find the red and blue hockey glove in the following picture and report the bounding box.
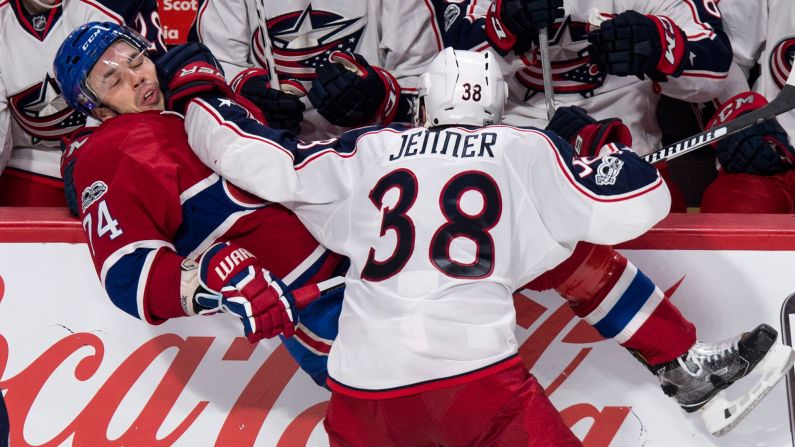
[545,105,632,157]
[155,42,233,115]
[191,242,297,342]
[587,11,688,82]
[707,92,795,175]
[308,51,401,127]
[230,68,306,135]
[486,0,564,55]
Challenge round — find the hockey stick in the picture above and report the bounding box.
[292,275,345,310]
[254,0,281,87]
[538,27,556,120]
[643,66,795,164]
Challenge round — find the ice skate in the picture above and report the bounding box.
[654,323,795,436]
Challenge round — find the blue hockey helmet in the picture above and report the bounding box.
[53,21,150,116]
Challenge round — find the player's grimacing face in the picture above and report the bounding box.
[87,40,164,116]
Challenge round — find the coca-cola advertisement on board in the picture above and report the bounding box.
[1,241,794,446]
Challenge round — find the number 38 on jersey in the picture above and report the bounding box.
[361,169,502,282]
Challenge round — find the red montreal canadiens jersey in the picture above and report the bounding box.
[70,111,342,327]
[190,0,441,140]
[427,0,733,155]
[0,0,165,182]
[184,96,671,396]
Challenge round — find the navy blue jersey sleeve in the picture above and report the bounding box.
[678,0,732,77]
[427,0,490,50]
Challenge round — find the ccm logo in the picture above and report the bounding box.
[179,65,223,78]
[660,17,677,65]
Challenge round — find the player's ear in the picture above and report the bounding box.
[92,106,117,122]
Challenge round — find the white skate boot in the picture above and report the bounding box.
[654,323,795,436]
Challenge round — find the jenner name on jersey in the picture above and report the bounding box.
[389,130,497,161]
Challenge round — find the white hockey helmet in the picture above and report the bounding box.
[416,48,507,128]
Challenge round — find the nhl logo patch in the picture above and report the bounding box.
[81,181,108,213]
[32,15,46,32]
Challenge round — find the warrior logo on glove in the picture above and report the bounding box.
[191,242,298,342]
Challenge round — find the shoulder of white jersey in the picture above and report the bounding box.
[495,125,665,200]
[191,95,410,168]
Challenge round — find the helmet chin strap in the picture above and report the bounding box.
[25,0,62,10]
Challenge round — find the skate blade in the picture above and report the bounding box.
[700,342,795,436]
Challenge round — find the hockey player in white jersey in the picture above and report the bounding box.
[0,0,165,206]
[429,0,733,157]
[167,47,795,441]
[695,0,795,213]
[188,0,441,140]
[427,0,736,211]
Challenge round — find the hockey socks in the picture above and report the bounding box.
[528,242,696,365]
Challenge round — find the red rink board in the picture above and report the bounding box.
[4,207,795,249]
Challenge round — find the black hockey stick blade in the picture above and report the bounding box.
[644,71,795,165]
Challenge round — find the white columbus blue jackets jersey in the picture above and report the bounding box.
[189,0,442,141]
[0,0,164,180]
[719,0,795,141]
[183,95,671,396]
[426,0,733,156]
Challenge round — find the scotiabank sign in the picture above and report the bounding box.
[157,0,197,45]
[1,240,794,445]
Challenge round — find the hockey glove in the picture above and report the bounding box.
[308,51,401,128]
[707,92,795,175]
[546,105,632,157]
[60,127,96,217]
[189,242,297,342]
[486,0,564,55]
[155,42,233,115]
[587,11,688,82]
[230,68,305,135]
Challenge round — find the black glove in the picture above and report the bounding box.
[546,106,632,157]
[60,128,95,217]
[155,42,232,114]
[230,68,305,135]
[308,51,401,128]
[486,0,564,54]
[587,11,688,82]
[708,92,795,175]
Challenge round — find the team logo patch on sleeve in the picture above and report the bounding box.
[770,37,795,90]
[444,4,461,31]
[595,156,624,186]
[81,181,108,213]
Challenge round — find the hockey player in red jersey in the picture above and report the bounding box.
[52,22,347,386]
[0,0,166,207]
[173,46,795,442]
[188,0,442,141]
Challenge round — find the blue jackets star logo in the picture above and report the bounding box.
[253,5,366,83]
[515,15,607,101]
[9,73,86,142]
